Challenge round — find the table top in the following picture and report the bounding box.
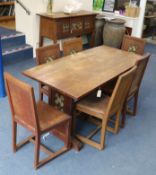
[37,10,97,19]
[23,46,142,100]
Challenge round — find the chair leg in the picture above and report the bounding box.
[72,111,77,135]
[114,109,121,134]
[76,118,107,150]
[39,92,43,101]
[39,83,43,101]
[121,102,127,128]
[48,96,52,105]
[12,121,17,152]
[121,93,138,128]
[132,92,138,116]
[48,88,52,105]
[100,119,107,150]
[64,120,71,149]
[34,135,40,169]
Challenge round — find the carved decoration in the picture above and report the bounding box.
[71,22,83,31]
[84,22,91,29]
[63,24,70,33]
[128,45,138,53]
[54,93,65,111]
[45,56,54,63]
[69,49,77,55]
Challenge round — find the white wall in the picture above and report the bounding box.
[132,0,147,37]
[15,0,146,56]
[15,0,46,54]
[53,0,93,12]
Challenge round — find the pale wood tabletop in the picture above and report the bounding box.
[23,45,142,101]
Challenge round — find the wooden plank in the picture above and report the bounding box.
[0,2,14,6]
[0,16,15,21]
[0,20,15,30]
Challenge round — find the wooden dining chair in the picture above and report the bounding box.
[102,36,146,98]
[74,66,137,150]
[101,36,146,97]
[36,44,60,104]
[103,53,150,127]
[5,72,71,169]
[62,38,83,56]
[121,53,151,127]
[121,35,146,55]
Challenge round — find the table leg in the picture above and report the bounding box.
[89,31,95,47]
[51,90,83,151]
[39,36,44,47]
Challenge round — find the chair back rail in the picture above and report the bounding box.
[36,44,60,65]
[63,38,83,56]
[121,35,146,55]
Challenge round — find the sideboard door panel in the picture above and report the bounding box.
[84,16,95,34]
[40,17,55,39]
[70,17,83,36]
[57,19,70,39]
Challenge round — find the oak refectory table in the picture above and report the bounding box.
[23,45,142,150]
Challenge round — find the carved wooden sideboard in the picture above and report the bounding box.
[38,11,97,47]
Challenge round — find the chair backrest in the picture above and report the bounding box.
[5,73,39,132]
[36,44,60,65]
[121,35,146,55]
[63,38,83,56]
[106,66,137,116]
[129,53,150,95]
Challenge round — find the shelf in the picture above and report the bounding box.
[0,1,15,20]
[95,11,138,20]
[0,16,15,21]
[0,2,14,6]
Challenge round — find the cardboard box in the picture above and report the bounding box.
[125,6,140,17]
